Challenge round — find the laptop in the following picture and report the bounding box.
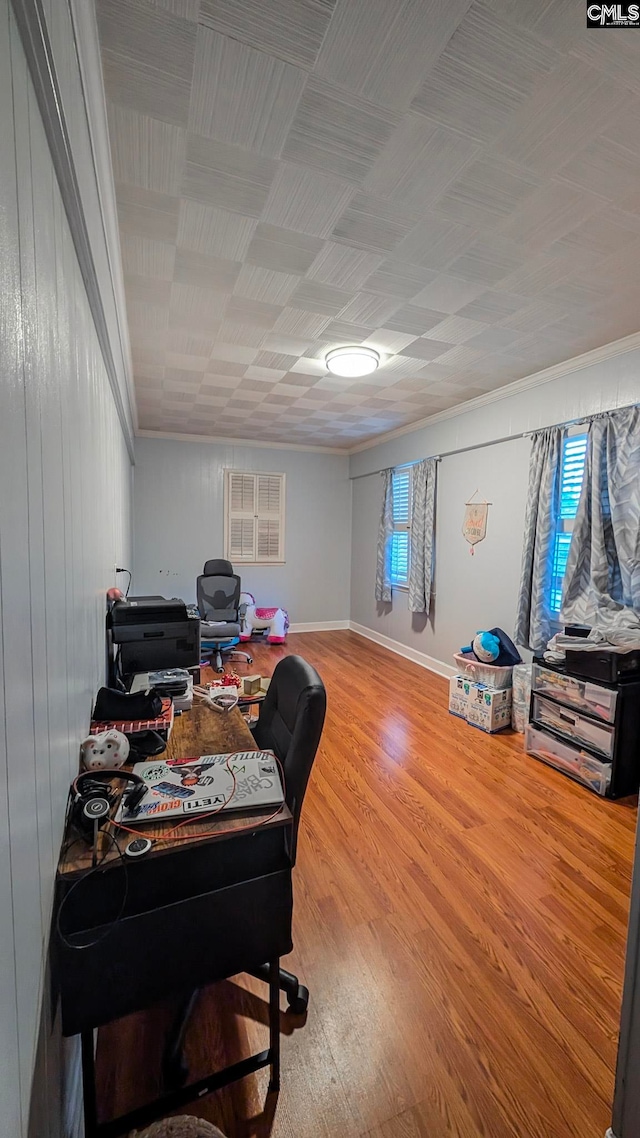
[116,751,284,824]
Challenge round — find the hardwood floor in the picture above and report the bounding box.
[96,631,637,1137]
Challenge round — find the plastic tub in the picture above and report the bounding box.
[453,652,513,690]
[531,693,614,758]
[532,663,617,723]
[525,724,612,796]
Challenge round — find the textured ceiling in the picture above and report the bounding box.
[97,0,640,449]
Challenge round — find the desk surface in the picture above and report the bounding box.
[59,699,291,877]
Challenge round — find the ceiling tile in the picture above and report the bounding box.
[365,115,478,213]
[464,325,524,351]
[493,58,633,176]
[337,293,402,328]
[272,308,331,338]
[447,234,525,284]
[148,0,199,17]
[169,282,228,329]
[497,181,603,252]
[188,27,306,156]
[555,136,640,203]
[360,260,437,300]
[410,273,485,313]
[282,77,399,185]
[245,223,324,273]
[174,247,242,291]
[216,319,268,347]
[116,183,179,243]
[107,103,185,194]
[305,243,382,290]
[363,329,419,353]
[456,290,528,323]
[233,264,300,305]
[426,315,490,344]
[321,319,372,343]
[331,192,420,254]
[224,296,284,328]
[385,304,448,336]
[397,338,452,361]
[288,279,353,317]
[198,0,337,68]
[183,134,277,215]
[97,0,196,126]
[315,0,472,112]
[393,214,478,271]
[120,234,176,279]
[253,351,299,371]
[433,155,541,229]
[176,200,257,260]
[261,162,355,236]
[124,273,171,308]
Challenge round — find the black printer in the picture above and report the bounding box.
[109,596,200,676]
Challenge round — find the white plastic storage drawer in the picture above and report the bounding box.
[532,664,617,723]
[525,724,612,796]
[531,693,614,758]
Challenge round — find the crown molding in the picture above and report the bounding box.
[135,429,349,455]
[346,330,640,455]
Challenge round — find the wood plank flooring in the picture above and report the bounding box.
[96,631,637,1137]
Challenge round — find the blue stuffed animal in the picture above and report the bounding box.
[461,627,521,667]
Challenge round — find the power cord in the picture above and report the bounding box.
[115,567,132,596]
[56,832,129,951]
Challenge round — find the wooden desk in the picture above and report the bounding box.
[54,698,293,1137]
[58,699,291,876]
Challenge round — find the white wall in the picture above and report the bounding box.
[350,344,640,671]
[133,437,352,625]
[0,3,133,1136]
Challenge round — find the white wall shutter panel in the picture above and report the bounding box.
[225,471,285,563]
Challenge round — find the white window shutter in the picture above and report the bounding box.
[225,470,285,563]
[228,516,256,562]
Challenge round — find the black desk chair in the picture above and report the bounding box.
[197,559,253,672]
[164,655,326,1085]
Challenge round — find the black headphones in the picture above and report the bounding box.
[70,769,147,839]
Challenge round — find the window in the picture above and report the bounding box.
[224,470,285,564]
[549,433,588,613]
[390,466,412,587]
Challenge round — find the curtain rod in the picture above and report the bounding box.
[350,401,639,481]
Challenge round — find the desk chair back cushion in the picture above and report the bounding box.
[253,655,326,862]
[197,559,241,625]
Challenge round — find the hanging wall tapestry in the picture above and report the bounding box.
[462,491,491,555]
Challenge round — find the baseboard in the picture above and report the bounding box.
[349,622,455,679]
[288,620,350,633]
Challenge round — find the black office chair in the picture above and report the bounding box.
[197,559,253,672]
[163,655,327,1085]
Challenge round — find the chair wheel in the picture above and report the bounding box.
[246,656,253,664]
[287,985,309,1015]
[216,664,224,673]
[163,1051,189,1087]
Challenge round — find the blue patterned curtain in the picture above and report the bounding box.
[375,468,393,602]
[562,407,640,633]
[408,458,437,615]
[514,427,563,653]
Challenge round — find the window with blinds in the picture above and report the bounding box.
[390,466,412,587]
[224,470,286,564]
[550,433,587,613]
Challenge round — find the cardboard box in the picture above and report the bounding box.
[467,685,512,733]
[448,674,474,719]
[243,674,262,696]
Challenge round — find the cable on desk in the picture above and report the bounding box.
[56,832,129,950]
[106,750,287,846]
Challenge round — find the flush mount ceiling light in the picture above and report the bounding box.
[325,345,380,378]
